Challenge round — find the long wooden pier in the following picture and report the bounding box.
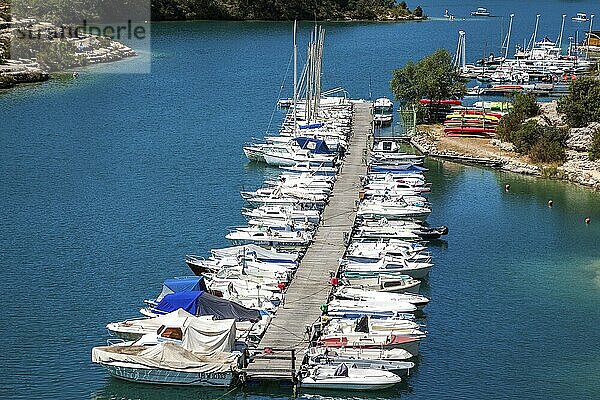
[244,101,372,383]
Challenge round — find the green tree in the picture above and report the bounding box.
[413,5,423,17]
[511,120,543,153]
[511,92,540,119]
[557,77,600,128]
[390,48,466,105]
[495,111,524,143]
[529,137,565,163]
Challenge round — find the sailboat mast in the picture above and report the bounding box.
[305,35,312,123]
[531,14,540,50]
[558,14,566,51]
[314,27,324,116]
[293,20,297,135]
[504,14,514,59]
[587,15,595,58]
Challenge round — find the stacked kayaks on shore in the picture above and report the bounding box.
[300,138,447,390]
[443,107,506,137]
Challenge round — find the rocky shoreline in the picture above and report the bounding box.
[0,19,136,90]
[410,103,600,190]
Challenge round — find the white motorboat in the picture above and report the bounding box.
[247,217,315,232]
[373,98,394,126]
[572,13,588,22]
[185,254,292,281]
[226,227,312,249]
[306,346,414,361]
[242,205,321,224]
[299,364,402,390]
[342,257,433,279]
[279,162,337,176]
[347,239,428,256]
[244,193,326,209]
[210,244,299,264]
[323,316,420,335]
[307,355,414,376]
[326,298,418,316]
[357,201,431,221]
[319,333,422,355]
[471,7,490,17]
[341,274,422,294]
[334,286,430,310]
[106,308,200,341]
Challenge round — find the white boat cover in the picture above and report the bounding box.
[181,316,236,353]
[92,342,238,373]
[108,308,202,335]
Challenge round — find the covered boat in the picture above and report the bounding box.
[93,317,242,387]
[141,291,262,322]
[147,277,208,305]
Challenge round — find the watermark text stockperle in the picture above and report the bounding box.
[15,20,148,41]
[10,0,151,73]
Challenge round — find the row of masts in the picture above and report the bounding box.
[454,13,596,72]
[292,22,325,133]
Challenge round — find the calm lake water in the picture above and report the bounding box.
[1,1,600,399]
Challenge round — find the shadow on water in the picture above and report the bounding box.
[92,378,244,400]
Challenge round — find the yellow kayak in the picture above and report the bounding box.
[446,113,499,122]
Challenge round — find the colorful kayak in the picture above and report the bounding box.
[446,113,499,122]
[420,99,462,106]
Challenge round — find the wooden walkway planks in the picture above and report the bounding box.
[244,101,372,381]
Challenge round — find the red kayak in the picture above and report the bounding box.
[444,126,496,135]
[444,119,498,126]
[420,99,462,106]
[453,110,504,119]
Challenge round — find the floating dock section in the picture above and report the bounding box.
[244,101,372,383]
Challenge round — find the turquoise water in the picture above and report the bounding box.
[1,1,600,398]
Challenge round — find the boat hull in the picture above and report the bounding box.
[101,363,236,387]
[300,378,399,390]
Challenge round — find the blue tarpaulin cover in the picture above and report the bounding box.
[155,291,261,322]
[292,137,333,154]
[298,122,325,130]
[156,291,203,315]
[163,277,207,293]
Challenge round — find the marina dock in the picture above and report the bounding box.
[244,101,373,382]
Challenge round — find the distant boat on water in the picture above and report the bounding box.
[471,7,491,17]
[572,13,588,22]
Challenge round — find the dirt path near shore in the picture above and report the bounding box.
[416,124,600,189]
[418,124,530,163]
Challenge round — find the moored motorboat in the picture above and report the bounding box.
[299,364,402,390]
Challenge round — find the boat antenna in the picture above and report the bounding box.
[293,20,297,135]
[557,14,566,51]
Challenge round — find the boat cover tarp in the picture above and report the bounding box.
[292,137,334,154]
[92,342,238,373]
[157,277,207,302]
[155,291,261,322]
[109,309,200,334]
[181,317,236,353]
